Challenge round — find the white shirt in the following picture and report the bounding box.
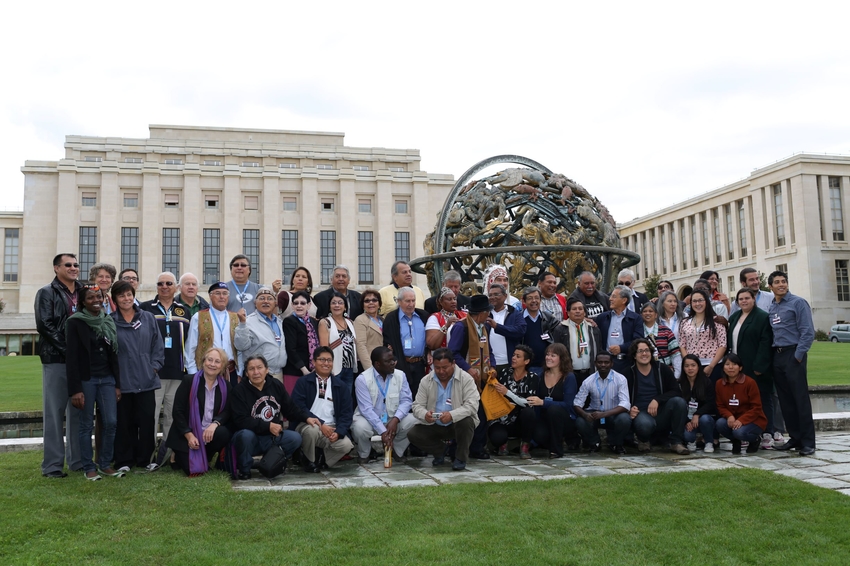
[490,307,509,365]
[310,376,336,425]
[184,307,235,374]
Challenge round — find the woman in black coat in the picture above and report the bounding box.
[282,290,320,395]
[727,287,774,446]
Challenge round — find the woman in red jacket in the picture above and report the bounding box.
[714,353,767,454]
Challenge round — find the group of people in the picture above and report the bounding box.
[36,252,817,482]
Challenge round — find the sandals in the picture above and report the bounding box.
[84,471,102,481]
[98,467,126,478]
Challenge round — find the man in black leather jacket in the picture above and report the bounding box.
[35,253,84,478]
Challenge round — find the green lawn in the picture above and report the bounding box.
[1,342,849,412]
[0,451,849,565]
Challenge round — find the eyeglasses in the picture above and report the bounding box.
[691,298,706,304]
[618,281,632,287]
[156,281,175,287]
[62,263,80,268]
[657,285,672,291]
[122,276,139,282]
[636,349,652,354]
[363,298,379,303]
[315,358,334,363]
[292,301,308,306]
[231,263,249,268]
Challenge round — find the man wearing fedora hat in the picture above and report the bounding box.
[185,282,241,384]
[234,287,287,383]
[447,294,496,459]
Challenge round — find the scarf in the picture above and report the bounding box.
[302,314,319,371]
[188,370,229,476]
[67,309,119,352]
[464,315,491,391]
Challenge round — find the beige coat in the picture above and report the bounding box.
[412,364,480,427]
[354,313,384,370]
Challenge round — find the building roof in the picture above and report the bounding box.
[0,313,37,334]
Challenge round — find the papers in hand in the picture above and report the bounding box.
[505,391,529,407]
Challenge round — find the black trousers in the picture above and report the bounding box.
[488,406,538,445]
[572,369,594,390]
[174,425,232,476]
[773,349,816,449]
[539,405,577,457]
[404,360,428,400]
[114,390,157,468]
[469,403,489,454]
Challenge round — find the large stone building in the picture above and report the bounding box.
[10,125,453,321]
[618,153,850,332]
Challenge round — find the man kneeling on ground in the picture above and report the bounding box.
[573,352,632,454]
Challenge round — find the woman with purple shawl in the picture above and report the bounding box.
[166,347,232,476]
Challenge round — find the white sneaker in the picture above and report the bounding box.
[760,433,774,450]
[117,466,131,474]
[703,443,715,453]
[687,442,697,452]
[773,431,785,443]
[144,463,160,473]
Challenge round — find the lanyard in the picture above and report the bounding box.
[233,282,249,302]
[211,309,228,342]
[595,376,611,411]
[575,322,587,355]
[260,313,281,340]
[157,304,172,336]
[375,371,391,400]
[405,317,414,341]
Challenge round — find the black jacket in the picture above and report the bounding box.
[282,314,320,375]
[313,288,363,320]
[167,375,231,454]
[231,374,310,435]
[382,307,431,378]
[678,374,717,418]
[625,361,681,407]
[630,290,650,313]
[35,277,82,363]
[424,294,471,315]
[596,309,644,355]
[291,372,353,438]
[551,320,603,364]
[65,317,121,396]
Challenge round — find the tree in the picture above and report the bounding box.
[642,274,662,300]
[758,271,769,291]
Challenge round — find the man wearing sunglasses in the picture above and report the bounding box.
[226,254,261,315]
[141,272,192,468]
[617,269,648,313]
[35,253,84,478]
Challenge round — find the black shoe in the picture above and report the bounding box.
[566,440,581,452]
[799,446,816,456]
[610,445,626,455]
[432,456,446,466]
[237,471,252,480]
[315,448,328,470]
[746,440,760,454]
[775,440,800,451]
[470,451,490,460]
[408,445,427,457]
[42,470,68,478]
[588,443,601,453]
[303,460,320,473]
[695,440,706,450]
[451,459,467,471]
[732,440,742,455]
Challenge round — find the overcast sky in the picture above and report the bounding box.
[3,1,849,226]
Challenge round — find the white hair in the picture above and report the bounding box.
[157,271,177,282]
[617,268,636,281]
[397,286,416,301]
[178,272,199,285]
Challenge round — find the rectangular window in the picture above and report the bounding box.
[162,228,180,276]
[84,156,102,163]
[670,224,676,272]
[679,220,687,271]
[120,227,139,272]
[244,195,259,210]
[775,263,788,275]
[358,199,372,214]
[358,231,374,284]
[316,164,334,170]
[837,259,850,301]
[641,233,648,278]
[79,227,97,276]
[395,200,408,214]
[320,231,337,285]
[728,276,735,295]
[81,192,97,207]
[164,193,180,208]
[830,176,845,241]
[353,165,370,171]
[203,160,222,166]
[283,197,297,212]
[725,204,734,261]
[660,226,667,274]
[3,228,20,282]
[243,229,260,284]
[124,157,142,164]
[321,198,335,212]
[279,163,297,169]
[123,192,138,208]
[389,167,404,172]
[395,232,410,263]
[713,209,722,263]
[281,230,298,284]
[203,229,220,285]
[773,183,786,247]
[690,216,698,268]
[650,230,657,274]
[701,213,709,265]
[164,158,183,165]
[205,194,219,209]
[738,200,748,257]
[241,161,260,168]
[817,177,826,241]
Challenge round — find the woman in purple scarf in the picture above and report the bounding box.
[166,347,232,476]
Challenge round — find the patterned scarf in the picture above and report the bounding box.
[302,315,319,371]
[188,370,229,476]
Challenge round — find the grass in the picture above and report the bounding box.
[1,342,849,412]
[1,450,849,565]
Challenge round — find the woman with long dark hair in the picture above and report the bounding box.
[526,343,578,458]
[715,353,766,455]
[282,290,320,394]
[679,289,727,383]
[679,354,717,452]
[318,292,358,389]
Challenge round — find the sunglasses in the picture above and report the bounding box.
[363,298,379,303]
[618,281,632,286]
[292,301,309,306]
[231,263,249,268]
[62,262,80,268]
[157,281,175,287]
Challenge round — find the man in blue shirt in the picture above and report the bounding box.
[768,271,816,456]
[730,268,775,314]
[596,286,643,376]
[382,287,430,398]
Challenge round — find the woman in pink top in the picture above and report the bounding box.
[679,289,726,384]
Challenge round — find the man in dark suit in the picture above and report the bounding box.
[596,285,644,375]
[617,269,648,314]
[312,265,363,320]
[383,286,430,398]
[424,269,471,315]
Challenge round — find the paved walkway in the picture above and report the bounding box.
[232,431,850,495]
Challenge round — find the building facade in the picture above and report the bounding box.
[618,153,850,332]
[11,125,453,324]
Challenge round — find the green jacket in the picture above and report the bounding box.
[727,307,773,380]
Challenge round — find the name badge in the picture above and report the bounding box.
[132,320,142,330]
[445,398,452,406]
[610,331,620,338]
[404,337,413,350]
[479,336,487,344]
[545,396,553,402]
[381,412,388,424]
[579,341,588,349]
[729,398,739,407]
[771,314,781,325]
[275,335,282,343]
[164,336,173,349]
[688,400,698,410]
[540,333,551,341]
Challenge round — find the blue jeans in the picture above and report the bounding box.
[576,412,632,446]
[715,418,763,444]
[79,376,118,472]
[632,396,687,445]
[683,413,716,444]
[232,428,302,474]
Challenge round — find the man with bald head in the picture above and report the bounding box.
[141,272,192,468]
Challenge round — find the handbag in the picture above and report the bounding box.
[480,372,515,421]
[257,444,288,478]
